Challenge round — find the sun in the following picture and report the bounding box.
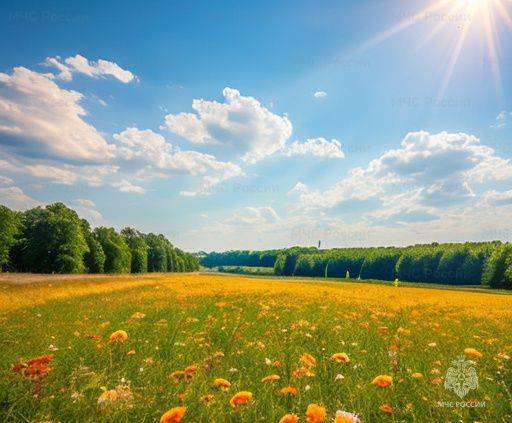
[361,0,512,99]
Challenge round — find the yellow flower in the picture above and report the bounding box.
[372,375,393,388]
[379,404,393,414]
[108,330,128,343]
[229,391,252,406]
[97,389,118,406]
[306,403,326,423]
[280,386,298,396]
[160,406,186,423]
[301,353,317,368]
[261,374,280,382]
[411,372,423,379]
[331,353,350,363]
[279,414,299,423]
[214,378,231,390]
[464,348,483,359]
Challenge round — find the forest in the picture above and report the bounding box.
[201,242,512,289]
[0,203,199,274]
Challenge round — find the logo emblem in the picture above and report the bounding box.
[444,355,478,398]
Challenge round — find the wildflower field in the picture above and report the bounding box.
[1,273,511,422]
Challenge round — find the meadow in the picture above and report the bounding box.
[1,273,511,422]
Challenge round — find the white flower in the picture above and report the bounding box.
[335,373,345,381]
[304,385,311,391]
[335,410,361,423]
[265,358,272,366]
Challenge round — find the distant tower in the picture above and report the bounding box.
[318,240,321,249]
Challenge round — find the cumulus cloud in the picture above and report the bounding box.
[44,54,136,83]
[289,131,512,223]
[227,206,280,225]
[313,91,327,98]
[162,87,293,163]
[0,185,41,210]
[112,179,146,194]
[285,138,344,158]
[0,66,112,162]
[113,127,243,195]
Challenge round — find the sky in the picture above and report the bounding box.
[0,0,512,252]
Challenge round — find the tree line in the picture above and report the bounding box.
[0,203,199,274]
[201,242,512,289]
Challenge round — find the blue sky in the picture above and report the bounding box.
[1,0,512,251]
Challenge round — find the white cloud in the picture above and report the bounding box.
[289,131,512,219]
[285,138,344,158]
[0,185,41,210]
[112,179,146,194]
[227,206,280,225]
[44,54,136,83]
[490,110,511,129]
[0,175,14,185]
[162,87,293,163]
[485,189,512,206]
[0,66,112,162]
[113,127,243,195]
[313,91,327,98]
[76,198,95,207]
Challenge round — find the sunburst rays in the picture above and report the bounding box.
[360,0,511,100]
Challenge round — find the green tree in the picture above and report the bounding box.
[81,220,105,273]
[17,203,88,273]
[121,227,148,273]
[146,233,167,272]
[94,227,131,273]
[0,205,22,271]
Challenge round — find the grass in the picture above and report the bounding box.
[1,273,511,422]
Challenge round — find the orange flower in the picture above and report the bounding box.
[108,330,128,343]
[431,378,443,385]
[331,353,350,363]
[184,365,198,378]
[97,389,119,406]
[293,366,315,378]
[229,391,253,406]
[372,375,393,388]
[160,406,186,423]
[306,403,326,423]
[411,372,423,379]
[280,386,298,396]
[279,413,299,423]
[334,410,361,423]
[464,348,483,359]
[214,378,231,390]
[261,374,280,382]
[379,404,393,414]
[300,353,317,368]
[377,326,389,334]
[12,355,53,379]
